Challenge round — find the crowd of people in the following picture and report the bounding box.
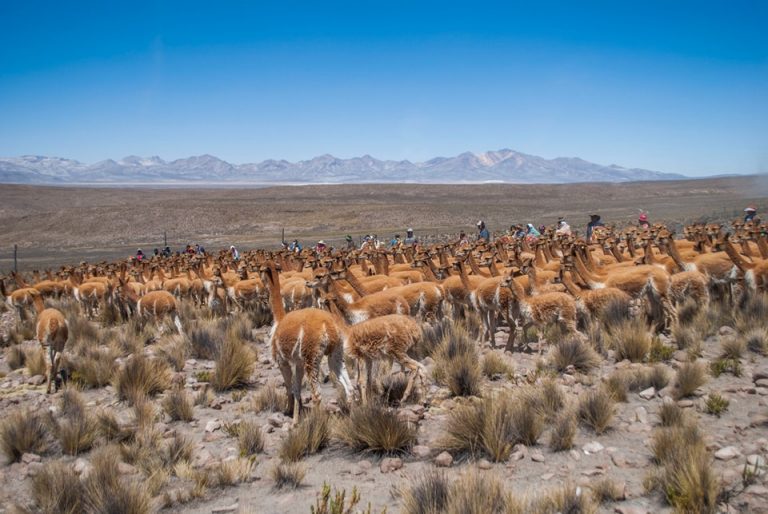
[132,205,760,262]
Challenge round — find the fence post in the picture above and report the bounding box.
[13,244,17,273]
[164,231,167,247]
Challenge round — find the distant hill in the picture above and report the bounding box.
[0,149,687,185]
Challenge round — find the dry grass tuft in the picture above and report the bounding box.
[432,324,481,397]
[96,408,133,443]
[271,461,306,490]
[212,458,254,487]
[250,381,289,413]
[549,410,577,452]
[6,345,26,370]
[334,402,417,455]
[736,293,768,332]
[163,432,194,467]
[589,477,624,504]
[236,419,264,457]
[676,298,701,327]
[280,408,331,461]
[25,345,47,377]
[444,470,509,514]
[606,318,651,362]
[0,408,50,463]
[744,327,768,355]
[481,351,513,380]
[71,345,119,388]
[156,335,190,371]
[605,372,629,402]
[440,390,543,461]
[673,360,708,399]
[720,337,745,360]
[114,355,171,405]
[55,388,97,456]
[658,402,687,427]
[211,337,255,391]
[162,387,194,422]
[31,460,84,514]
[400,471,450,514]
[82,446,151,514]
[578,387,615,435]
[533,482,597,514]
[704,393,729,417]
[599,298,633,329]
[187,320,224,360]
[549,337,600,372]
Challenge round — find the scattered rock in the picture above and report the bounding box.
[756,379,768,388]
[397,409,420,424]
[530,450,545,462]
[210,397,227,410]
[541,472,554,480]
[73,458,92,476]
[583,441,604,454]
[715,446,740,461]
[614,505,650,514]
[412,445,432,458]
[477,459,492,470]
[639,387,655,400]
[634,406,648,424]
[434,451,453,467]
[672,351,688,362]
[719,326,736,337]
[28,375,45,386]
[205,419,222,433]
[380,457,403,473]
[583,468,605,476]
[753,368,768,382]
[747,454,767,469]
[267,413,287,428]
[21,453,41,464]
[211,503,239,514]
[677,399,694,408]
[611,454,628,467]
[745,484,768,497]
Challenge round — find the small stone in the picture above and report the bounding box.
[434,451,453,467]
[583,441,604,454]
[541,472,554,480]
[614,505,650,514]
[205,419,221,433]
[192,448,213,468]
[397,409,420,424]
[639,387,655,400]
[21,453,41,464]
[753,368,768,382]
[412,445,432,458]
[210,397,226,410]
[672,350,688,362]
[477,459,492,470]
[569,450,581,461]
[719,326,736,337]
[267,413,286,428]
[27,462,43,476]
[634,406,648,424]
[73,458,91,476]
[510,450,525,461]
[530,450,545,462]
[756,379,768,388]
[561,374,576,386]
[442,399,457,410]
[611,454,628,467]
[745,485,768,496]
[357,460,372,471]
[747,454,767,468]
[28,375,45,386]
[677,399,694,408]
[583,468,605,476]
[380,457,403,473]
[715,446,740,461]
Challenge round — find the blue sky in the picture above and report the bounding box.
[1,1,766,176]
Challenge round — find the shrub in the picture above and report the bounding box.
[533,482,597,514]
[704,393,729,417]
[237,419,264,457]
[720,337,745,360]
[211,338,255,391]
[677,298,701,327]
[710,358,741,378]
[607,318,651,362]
[549,410,577,452]
[744,327,768,355]
[163,433,194,467]
[334,403,417,455]
[212,458,254,487]
[271,462,306,490]
[400,471,450,514]
[481,351,513,380]
[605,372,629,402]
[674,360,708,399]
[736,293,768,332]
[432,324,482,397]
[72,345,119,388]
[312,482,384,514]
[25,345,47,377]
[114,355,171,405]
[578,387,615,435]
[31,460,84,514]
[188,320,224,360]
[162,387,194,422]
[444,470,509,514]
[82,446,152,514]
[250,381,289,413]
[549,338,600,372]
[156,335,190,371]
[0,408,49,462]
[632,363,671,391]
[589,477,624,504]
[658,402,686,427]
[672,324,699,351]
[6,345,26,370]
[280,408,330,461]
[599,298,632,329]
[56,389,97,456]
[649,338,675,362]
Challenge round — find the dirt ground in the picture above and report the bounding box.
[1,175,766,270]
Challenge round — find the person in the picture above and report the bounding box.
[289,239,302,253]
[745,205,758,223]
[404,228,417,245]
[315,240,327,252]
[135,249,144,262]
[477,220,490,242]
[555,217,571,236]
[638,213,650,229]
[458,231,469,245]
[230,245,240,261]
[153,248,160,257]
[345,235,355,250]
[163,246,172,258]
[390,234,402,247]
[197,244,206,255]
[586,214,605,242]
[525,223,541,243]
[186,244,195,255]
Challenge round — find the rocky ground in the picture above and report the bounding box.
[1,304,768,514]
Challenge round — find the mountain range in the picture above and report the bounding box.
[0,149,686,185]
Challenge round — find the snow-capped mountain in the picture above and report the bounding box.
[0,149,686,185]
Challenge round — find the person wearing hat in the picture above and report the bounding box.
[638,213,650,229]
[404,228,417,245]
[477,220,490,242]
[345,234,355,250]
[315,240,327,252]
[390,234,402,248]
[230,245,240,261]
[586,214,605,242]
[555,217,571,236]
[745,205,758,223]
